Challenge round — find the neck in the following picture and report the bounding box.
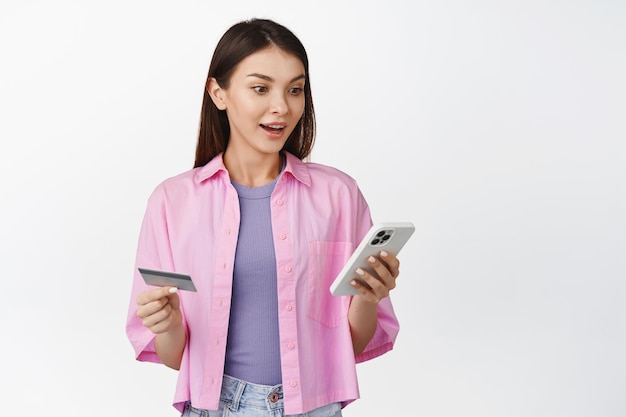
[223,150,282,187]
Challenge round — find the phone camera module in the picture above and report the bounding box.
[370,229,394,246]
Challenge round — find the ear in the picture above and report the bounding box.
[206,77,227,110]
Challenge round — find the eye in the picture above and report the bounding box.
[288,87,304,96]
[252,86,268,94]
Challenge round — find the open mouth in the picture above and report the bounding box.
[260,124,286,133]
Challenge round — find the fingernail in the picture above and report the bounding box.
[380,250,388,257]
[355,268,365,276]
[350,280,358,286]
[168,287,178,294]
[368,256,376,264]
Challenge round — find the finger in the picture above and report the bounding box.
[149,317,176,334]
[141,302,173,329]
[355,267,391,300]
[379,250,401,278]
[136,286,177,306]
[166,287,180,311]
[349,279,382,304]
[365,256,396,290]
[136,296,169,319]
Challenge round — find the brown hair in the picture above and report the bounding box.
[194,18,316,168]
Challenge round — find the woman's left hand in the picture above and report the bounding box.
[350,250,400,304]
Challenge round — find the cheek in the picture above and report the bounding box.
[228,98,263,122]
[291,98,306,119]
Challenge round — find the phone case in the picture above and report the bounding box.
[329,222,415,296]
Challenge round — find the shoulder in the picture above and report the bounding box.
[286,153,360,190]
[150,153,228,198]
[153,168,199,192]
[305,161,360,190]
[295,160,369,211]
[146,167,207,207]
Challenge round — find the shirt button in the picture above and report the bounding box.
[285,266,292,273]
[276,199,284,206]
[285,304,293,311]
[290,380,297,388]
[279,233,287,240]
[287,342,295,350]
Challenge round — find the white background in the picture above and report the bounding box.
[1,1,624,416]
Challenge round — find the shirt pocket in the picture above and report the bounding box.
[308,241,352,328]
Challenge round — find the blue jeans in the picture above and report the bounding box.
[181,375,342,417]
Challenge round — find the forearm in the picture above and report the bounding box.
[348,296,378,355]
[154,323,186,370]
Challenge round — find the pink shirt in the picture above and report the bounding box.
[126,152,399,414]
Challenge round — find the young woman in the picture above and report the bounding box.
[126,18,401,417]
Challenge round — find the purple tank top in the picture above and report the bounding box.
[224,175,282,385]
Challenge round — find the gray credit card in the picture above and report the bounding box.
[138,268,197,292]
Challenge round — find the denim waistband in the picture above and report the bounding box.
[184,375,342,416]
[220,374,284,412]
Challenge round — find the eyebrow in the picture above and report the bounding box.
[246,73,306,83]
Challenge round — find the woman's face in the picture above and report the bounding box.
[212,46,306,158]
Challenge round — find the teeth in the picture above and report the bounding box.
[267,125,284,129]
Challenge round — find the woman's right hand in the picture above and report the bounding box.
[136,287,182,335]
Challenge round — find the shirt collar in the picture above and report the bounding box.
[194,151,312,187]
[282,151,312,187]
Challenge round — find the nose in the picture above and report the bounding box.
[270,93,288,115]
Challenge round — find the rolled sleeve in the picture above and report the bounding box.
[355,297,400,363]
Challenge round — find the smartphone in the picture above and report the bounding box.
[138,267,197,292]
[329,222,415,296]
